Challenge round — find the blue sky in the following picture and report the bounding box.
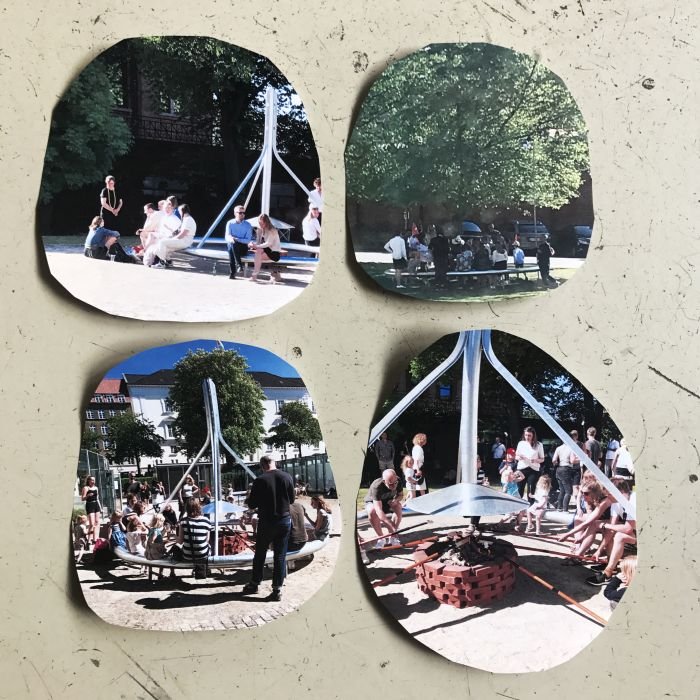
[104,340,300,378]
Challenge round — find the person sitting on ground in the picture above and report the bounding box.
[83,216,133,262]
[363,469,404,549]
[248,213,283,283]
[603,555,637,609]
[525,475,551,535]
[150,203,197,269]
[384,233,408,288]
[305,495,332,540]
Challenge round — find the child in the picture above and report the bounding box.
[401,455,417,501]
[499,449,517,492]
[126,517,146,556]
[305,496,333,541]
[73,514,89,551]
[145,513,167,560]
[526,475,551,535]
[604,555,637,609]
[109,511,127,550]
[498,467,525,528]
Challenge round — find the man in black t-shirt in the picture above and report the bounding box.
[126,473,142,501]
[363,469,403,549]
[242,456,295,601]
[536,240,557,286]
[429,229,450,288]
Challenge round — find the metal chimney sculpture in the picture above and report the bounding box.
[196,86,311,249]
[369,330,634,519]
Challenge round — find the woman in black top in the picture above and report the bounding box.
[100,175,123,230]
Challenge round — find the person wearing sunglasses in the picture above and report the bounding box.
[224,205,254,279]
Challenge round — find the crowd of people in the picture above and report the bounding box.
[365,425,637,608]
[74,458,333,599]
[83,174,323,284]
[384,222,557,290]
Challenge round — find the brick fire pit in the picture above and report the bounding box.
[413,535,518,609]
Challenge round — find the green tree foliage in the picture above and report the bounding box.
[80,427,101,452]
[105,412,163,475]
[40,60,133,204]
[168,349,265,459]
[264,401,323,456]
[119,37,315,191]
[346,43,589,212]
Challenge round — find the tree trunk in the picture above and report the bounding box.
[219,89,251,195]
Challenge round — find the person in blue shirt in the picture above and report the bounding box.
[224,205,254,279]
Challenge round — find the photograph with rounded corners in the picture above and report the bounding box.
[74,340,339,631]
[346,43,593,302]
[40,37,324,322]
[357,330,637,672]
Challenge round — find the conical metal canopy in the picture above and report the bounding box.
[406,483,528,517]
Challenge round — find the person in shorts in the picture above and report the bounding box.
[384,233,408,288]
[363,469,403,549]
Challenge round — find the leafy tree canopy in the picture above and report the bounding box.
[80,427,101,452]
[264,401,322,455]
[346,43,589,212]
[168,349,265,459]
[40,60,133,204]
[105,412,162,474]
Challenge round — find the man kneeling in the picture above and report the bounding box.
[364,469,403,549]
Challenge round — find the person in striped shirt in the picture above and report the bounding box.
[177,498,211,577]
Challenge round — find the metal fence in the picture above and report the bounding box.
[76,449,117,515]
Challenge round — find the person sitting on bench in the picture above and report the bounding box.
[248,213,283,283]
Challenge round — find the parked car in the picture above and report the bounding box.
[550,225,593,258]
[502,220,550,253]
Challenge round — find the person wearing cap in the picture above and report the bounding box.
[302,203,321,248]
[224,205,254,279]
[363,469,403,549]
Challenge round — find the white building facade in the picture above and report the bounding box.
[122,370,324,472]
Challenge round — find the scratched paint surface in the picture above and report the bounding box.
[1,1,700,699]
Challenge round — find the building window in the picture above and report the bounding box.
[170,446,178,455]
[276,400,287,413]
[100,426,108,435]
[86,410,95,419]
[115,395,125,403]
[97,410,105,419]
[103,440,112,449]
[265,443,273,453]
[165,424,174,438]
[109,410,116,417]
[438,384,452,401]
[88,424,96,433]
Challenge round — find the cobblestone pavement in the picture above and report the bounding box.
[77,500,341,632]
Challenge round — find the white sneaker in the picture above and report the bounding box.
[150,262,166,269]
[372,538,386,550]
[390,536,401,546]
